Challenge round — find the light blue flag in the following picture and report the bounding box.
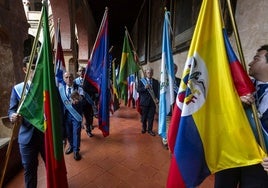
[158,11,175,139]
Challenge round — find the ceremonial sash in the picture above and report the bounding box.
[141,78,159,111]
[59,85,82,122]
[84,92,95,106]
[14,83,24,99]
[174,85,179,94]
[14,82,31,99]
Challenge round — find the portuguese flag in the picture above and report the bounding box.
[19,5,68,188]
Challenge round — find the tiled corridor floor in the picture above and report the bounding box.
[4,106,214,188]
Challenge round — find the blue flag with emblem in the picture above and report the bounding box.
[158,10,175,139]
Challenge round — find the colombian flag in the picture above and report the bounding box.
[167,0,265,187]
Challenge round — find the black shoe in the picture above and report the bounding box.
[148,131,156,136]
[74,152,81,161]
[87,131,94,137]
[141,129,146,134]
[65,147,73,155]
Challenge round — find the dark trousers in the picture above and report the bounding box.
[19,129,45,188]
[141,105,155,131]
[83,101,93,132]
[214,164,268,188]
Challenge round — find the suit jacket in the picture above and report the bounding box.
[59,83,84,116]
[8,82,35,144]
[137,78,159,107]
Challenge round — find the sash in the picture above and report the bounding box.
[174,85,179,94]
[59,86,82,122]
[14,83,24,99]
[141,78,159,111]
[84,92,95,106]
[84,92,98,116]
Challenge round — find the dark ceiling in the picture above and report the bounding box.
[87,0,144,60]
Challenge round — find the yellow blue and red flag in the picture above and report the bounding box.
[167,0,265,187]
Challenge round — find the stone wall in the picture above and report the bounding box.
[235,0,268,65]
[148,0,268,80]
[0,1,29,116]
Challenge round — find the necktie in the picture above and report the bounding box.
[67,87,72,99]
[79,78,83,85]
[256,84,268,105]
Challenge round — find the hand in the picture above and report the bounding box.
[240,93,255,105]
[145,84,150,89]
[71,98,80,104]
[262,157,268,172]
[10,113,21,124]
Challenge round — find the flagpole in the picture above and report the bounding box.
[226,0,267,153]
[0,7,44,187]
[54,18,61,71]
[124,26,145,75]
[89,7,108,61]
[124,27,159,111]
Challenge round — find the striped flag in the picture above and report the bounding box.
[167,0,265,187]
[223,29,255,96]
[54,21,66,87]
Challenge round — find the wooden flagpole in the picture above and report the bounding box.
[124,27,159,111]
[225,0,267,153]
[0,7,44,187]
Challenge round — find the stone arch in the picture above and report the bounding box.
[49,0,98,75]
[75,1,97,67]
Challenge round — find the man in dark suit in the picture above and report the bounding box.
[74,66,94,137]
[8,56,45,188]
[59,72,84,161]
[137,67,159,136]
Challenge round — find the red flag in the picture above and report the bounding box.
[42,6,68,188]
[19,5,68,187]
[223,29,255,96]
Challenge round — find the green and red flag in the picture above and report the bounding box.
[18,4,68,188]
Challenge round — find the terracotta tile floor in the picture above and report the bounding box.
[5,106,214,188]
